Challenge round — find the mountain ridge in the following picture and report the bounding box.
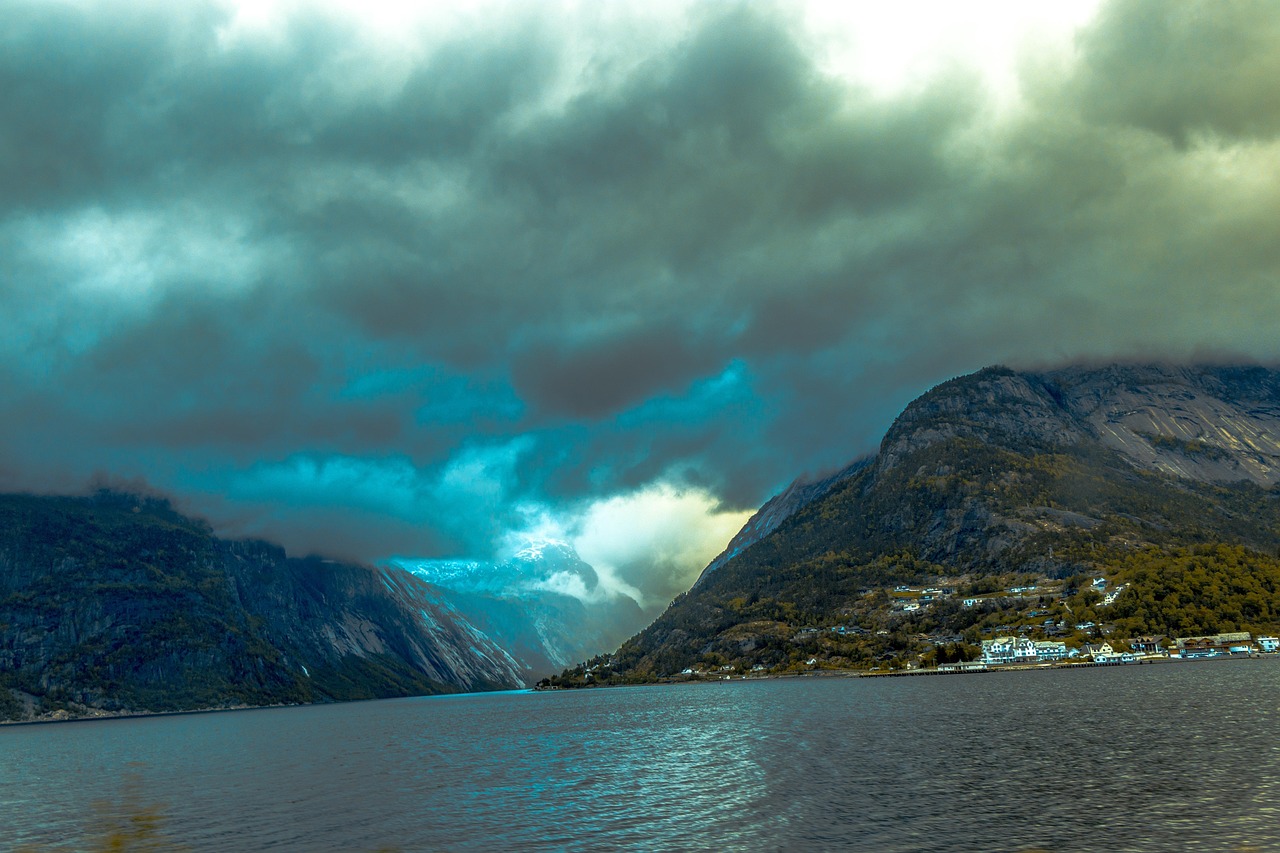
[0,491,523,722]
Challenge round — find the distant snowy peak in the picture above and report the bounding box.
[510,539,600,588]
[511,538,575,563]
[395,539,598,598]
[399,558,487,587]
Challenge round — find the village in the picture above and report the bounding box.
[558,569,1280,687]
[666,628,1280,682]
[886,575,1280,673]
[656,627,1280,683]
[944,630,1280,671]
[647,572,1280,683]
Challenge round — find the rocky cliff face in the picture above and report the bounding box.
[0,492,523,722]
[694,363,1280,587]
[859,364,1280,564]
[877,364,1280,485]
[589,363,1280,680]
[1044,364,1280,485]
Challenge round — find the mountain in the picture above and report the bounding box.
[0,491,523,722]
[695,456,871,583]
[398,540,646,683]
[556,364,1280,683]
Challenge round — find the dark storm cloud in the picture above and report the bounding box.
[510,327,724,420]
[0,3,177,207]
[2,0,1279,590]
[1072,0,1280,144]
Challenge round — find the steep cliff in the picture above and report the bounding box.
[0,492,523,722]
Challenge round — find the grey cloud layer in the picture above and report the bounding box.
[3,0,1279,571]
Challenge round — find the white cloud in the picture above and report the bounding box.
[801,0,1103,104]
[11,205,269,303]
[570,482,750,608]
[526,569,596,602]
[227,437,534,551]
[488,480,750,608]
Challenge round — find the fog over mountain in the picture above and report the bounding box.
[396,539,648,681]
[3,1,1280,599]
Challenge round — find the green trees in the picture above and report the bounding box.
[1108,544,1280,636]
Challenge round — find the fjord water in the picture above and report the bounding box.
[4,661,1278,852]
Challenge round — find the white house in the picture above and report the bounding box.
[1258,637,1279,653]
[1101,584,1129,607]
[1033,640,1068,661]
[982,636,1038,665]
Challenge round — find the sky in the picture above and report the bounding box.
[4,0,1280,608]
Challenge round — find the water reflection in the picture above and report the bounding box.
[3,661,1279,852]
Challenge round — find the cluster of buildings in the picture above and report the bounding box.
[977,636,1074,665]
[956,575,1131,610]
[1176,632,1279,657]
[892,586,953,612]
[966,632,1280,668]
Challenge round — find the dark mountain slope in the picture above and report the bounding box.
[0,492,523,721]
[694,456,871,584]
[573,364,1280,681]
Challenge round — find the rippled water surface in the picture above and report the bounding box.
[4,660,1279,851]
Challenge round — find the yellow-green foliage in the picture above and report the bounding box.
[1108,544,1280,637]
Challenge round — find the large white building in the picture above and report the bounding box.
[982,636,1038,665]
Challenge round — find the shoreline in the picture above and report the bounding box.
[0,685,540,728]
[0,700,312,729]
[7,655,1275,722]
[536,650,1279,691]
